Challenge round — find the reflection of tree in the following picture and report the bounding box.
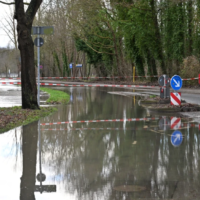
[20,122,38,200]
[38,87,200,199]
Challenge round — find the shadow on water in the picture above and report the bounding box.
[2,87,200,199]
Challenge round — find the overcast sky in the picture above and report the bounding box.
[0,2,14,48]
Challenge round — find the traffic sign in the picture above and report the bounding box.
[158,75,170,86]
[170,92,181,105]
[34,37,44,47]
[170,75,182,91]
[32,26,54,35]
[69,63,73,69]
[76,64,82,67]
[171,130,183,147]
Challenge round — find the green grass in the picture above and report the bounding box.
[40,87,70,104]
[0,106,57,134]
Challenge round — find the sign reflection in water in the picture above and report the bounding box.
[35,120,56,193]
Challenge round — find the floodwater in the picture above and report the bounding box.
[0,87,200,200]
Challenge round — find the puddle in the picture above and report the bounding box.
[0,87,200,199]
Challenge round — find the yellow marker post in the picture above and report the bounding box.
[133,66,135,82]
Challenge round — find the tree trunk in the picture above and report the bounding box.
[15,0,42,109]
[19,26,39,109]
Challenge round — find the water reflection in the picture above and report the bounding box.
[1,87,200,199]
[20,122,38,200]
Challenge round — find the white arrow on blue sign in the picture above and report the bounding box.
[171,130,183,147]
[170,75,182,91]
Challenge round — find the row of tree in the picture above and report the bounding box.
[29,0,200,78]
[2,0,200,109]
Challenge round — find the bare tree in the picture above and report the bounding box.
[0,0,42,109]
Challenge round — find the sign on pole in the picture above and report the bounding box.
[171,130,183,147]
[34,37,44,47]
[170,92,181,105]
[159,75,170,99]
[32,26,54,106]
[170,75,182,91]
[32,26,54,35]
[158,75,170,86]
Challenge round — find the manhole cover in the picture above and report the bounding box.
[113,185,146,192]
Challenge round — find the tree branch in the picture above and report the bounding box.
[0,1,29,5]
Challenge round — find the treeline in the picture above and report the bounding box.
[33,0,200,79]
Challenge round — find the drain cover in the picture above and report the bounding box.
[113,185,146,192]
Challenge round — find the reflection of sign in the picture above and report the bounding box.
[159,117,170,131]
[171,117,181,130]
[36,173,46,182]
[171,130,183,147]
[35,185,56,193]
[158,75,170,86]
[171,75,182,91]
[170,92,181,105]
[70,94,73,102]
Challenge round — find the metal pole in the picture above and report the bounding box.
[37,27,40,106]
[163,74,166,99]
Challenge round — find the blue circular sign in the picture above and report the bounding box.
[171,130,183,147]
[170,75,182,91]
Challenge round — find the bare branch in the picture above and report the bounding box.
[0,1,29,5]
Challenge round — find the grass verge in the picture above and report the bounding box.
[40,87,70,104]
[0,106,57,134]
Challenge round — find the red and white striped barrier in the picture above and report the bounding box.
[0,75,158,80]
[40,117,159,126]
[0,76,199,81]
[182,77,199,81]
[170,92,181,105]
[40,83,158,88]
[0,81,159,89]
[0,82,21,85]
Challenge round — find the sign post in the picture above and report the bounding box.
[32,26,54,106]
[170,75,183,105]
[158,75,170,99]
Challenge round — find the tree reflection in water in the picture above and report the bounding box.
[20,122,38,200]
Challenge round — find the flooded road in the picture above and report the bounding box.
[0,87,200,199]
